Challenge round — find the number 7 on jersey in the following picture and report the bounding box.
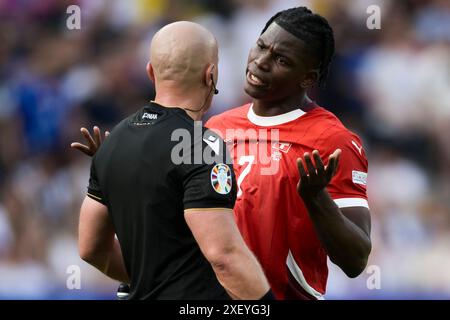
[237,155,255,197]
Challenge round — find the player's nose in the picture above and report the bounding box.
[254,51,271,72]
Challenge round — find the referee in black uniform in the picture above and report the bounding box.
[76,21,271,300]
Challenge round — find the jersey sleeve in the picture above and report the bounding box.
[321,130,369,209]
[87,156,106,205]
[180,129,237,211]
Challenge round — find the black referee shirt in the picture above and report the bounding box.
[86,102,236,299]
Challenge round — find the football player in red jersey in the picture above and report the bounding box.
[206,7,371,300]
[73,7,371,300]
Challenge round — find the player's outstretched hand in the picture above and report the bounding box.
[296,149,341,199]
[70,126,109,157]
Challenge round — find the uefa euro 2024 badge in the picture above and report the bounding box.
[211,164,232,195]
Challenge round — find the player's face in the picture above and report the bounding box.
[245,22,317,102]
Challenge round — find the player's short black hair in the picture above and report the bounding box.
[261,7,335,87]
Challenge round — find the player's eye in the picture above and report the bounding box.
[256,41,264,49]
[276,56,288,66]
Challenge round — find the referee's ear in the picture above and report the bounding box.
[205,63,215,88]
[146,61,156,84]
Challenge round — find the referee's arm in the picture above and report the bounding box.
[78,196,130,283]
[185,208,270,300]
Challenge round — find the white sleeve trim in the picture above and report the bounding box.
[334,198,369,209]
[286,251,324,300]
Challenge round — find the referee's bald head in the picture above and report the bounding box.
[148,21,218,91]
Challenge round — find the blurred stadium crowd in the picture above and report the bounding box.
[0,0,449,299]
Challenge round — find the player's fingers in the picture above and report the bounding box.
[304,153,316,176]
[70,143,92,156]
[332,149,342,177]
[81,127,96,148]
[93,126,102,145]
[312,150,325,176]
[297,158,308,180]
[325,154,336,181]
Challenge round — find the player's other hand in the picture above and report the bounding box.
[296,149,341,199]
[70,126,109,157]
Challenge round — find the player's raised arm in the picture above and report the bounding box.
[297,148,371,278]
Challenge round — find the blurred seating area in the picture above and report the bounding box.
[0,0,449,299]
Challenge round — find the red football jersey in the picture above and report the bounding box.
[206,103,369,300]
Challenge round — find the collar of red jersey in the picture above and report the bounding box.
[247,103,306,126]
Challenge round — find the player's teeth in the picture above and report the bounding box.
[251,74,262,84]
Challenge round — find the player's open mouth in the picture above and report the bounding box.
[246,71,268,88]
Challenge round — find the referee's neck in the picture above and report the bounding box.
[154,91,205,121]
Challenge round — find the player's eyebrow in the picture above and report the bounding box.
[258,37,296,60]
[257,38,266,47]
[274,42,297,57]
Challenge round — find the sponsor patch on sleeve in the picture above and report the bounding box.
[352,170,367,186]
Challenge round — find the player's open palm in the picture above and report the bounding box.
[71,126,109,157]
[296,149,341,199]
